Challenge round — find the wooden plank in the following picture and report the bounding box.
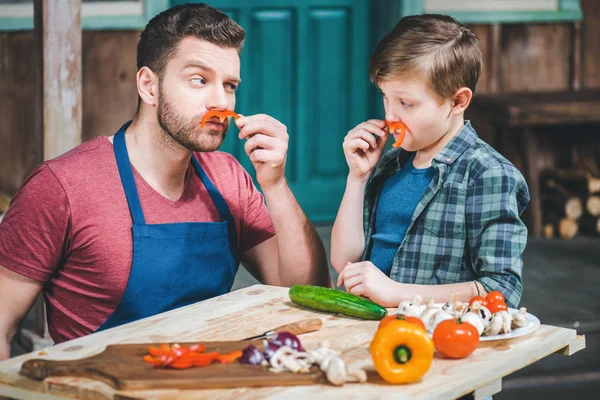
[467,24,490,94]
[582,0,600,88]
[0,285,584,400]
[500,24,571,92]
[0,32,40,196]
[468,378,502,400]
[570,21,582,90]
[20,341,324,390]
[82,31,139,142]
[34,0,82,161]
[489,23,501,94]
[470,90,600,127]
[556,334,586,356]
[521,128,543,237]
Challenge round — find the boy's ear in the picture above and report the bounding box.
[450,87,473,115]
[137,66,158,107]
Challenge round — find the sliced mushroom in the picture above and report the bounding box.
[398,295,423,317]
[511,307,528,329]
[325,356,347,386]
[496,310,512,334]
[428,309,454,334]
[461,312,485,336]
[485,313,504,336]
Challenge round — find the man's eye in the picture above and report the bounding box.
[191,77,206,85]
[226,83,238,91]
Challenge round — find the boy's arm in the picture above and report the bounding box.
[330,177,368,272]
[466,166,529,308]
[331,120,389,272]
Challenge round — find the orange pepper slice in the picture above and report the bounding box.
[216,350,243,364]
[200,110,240,128]
[384,120,407,149]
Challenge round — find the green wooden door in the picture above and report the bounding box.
[171,0,371,222]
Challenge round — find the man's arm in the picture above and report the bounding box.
[240,183,330,288]
[0,265,43,360]
[236,114,330,287]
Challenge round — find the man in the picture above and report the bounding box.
[0,3,329,360]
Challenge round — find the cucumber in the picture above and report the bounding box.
[289,285,388,320]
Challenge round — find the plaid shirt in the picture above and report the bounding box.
[362,121,530,308]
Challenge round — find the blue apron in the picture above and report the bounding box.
[97,121,239,331]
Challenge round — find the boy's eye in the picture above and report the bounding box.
[225,83,238,92]
[401,100,413,108]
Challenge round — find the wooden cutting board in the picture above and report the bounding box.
[19,340,325,390]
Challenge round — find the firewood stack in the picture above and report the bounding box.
[541,169,600,239]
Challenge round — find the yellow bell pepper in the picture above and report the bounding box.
[370,320,434,384]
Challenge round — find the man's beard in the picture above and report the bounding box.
[156,90,229,152]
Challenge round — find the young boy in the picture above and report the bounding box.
[331,14,529,309]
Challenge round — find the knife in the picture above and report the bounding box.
[242,318,323,341]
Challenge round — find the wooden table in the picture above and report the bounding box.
[0,285,586,400]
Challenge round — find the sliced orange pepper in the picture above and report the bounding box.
[142,354,162,366]
[148,346,162,357]
[384,120,407,149]
[167,359,194,369]
[216,350,243,364]
[189,344,206,353]
[200,110,240,128]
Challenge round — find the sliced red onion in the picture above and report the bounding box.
[240,344,266,365]
[269,331,303,352]
[263,340,282,361]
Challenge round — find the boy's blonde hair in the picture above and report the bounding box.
[370,14,483,100]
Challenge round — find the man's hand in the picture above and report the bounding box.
[337,261,399,306]
[237,114,289,189]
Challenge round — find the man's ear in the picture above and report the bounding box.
[450,87,473,115]
[137,66,158,107]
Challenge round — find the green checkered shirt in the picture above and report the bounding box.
[362,121,530,308]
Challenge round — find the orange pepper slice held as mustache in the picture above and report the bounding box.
[200,110,241,128]
[384,120,407,149]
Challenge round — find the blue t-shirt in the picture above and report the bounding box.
[370,153,435,276]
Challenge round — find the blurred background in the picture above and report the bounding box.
[0,0,599,399]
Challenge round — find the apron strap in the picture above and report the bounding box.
[191,155,238,258]
[113,121,146,225]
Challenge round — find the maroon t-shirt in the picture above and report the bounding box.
[0,136,275,343]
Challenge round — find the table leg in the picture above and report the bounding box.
[459,378,502,400]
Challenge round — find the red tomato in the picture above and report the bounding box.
[486,291,505,304]
[468,296,488,308]
[433,319,480,359]
[488,302,508,314]
[378,314,426,332]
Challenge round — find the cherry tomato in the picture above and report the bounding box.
[468,296,488,308]
[379,314,426,332]
[487,302,508,314]
[486,291,505,305]
[433,319,480,359]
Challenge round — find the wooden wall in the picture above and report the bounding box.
[1,0,599,196]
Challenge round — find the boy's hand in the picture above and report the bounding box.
[336,261,398,306]
[342,120,389,182]
[237,114,289,189]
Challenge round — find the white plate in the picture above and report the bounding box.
[410,304,540,341]
[479,307,540,341]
